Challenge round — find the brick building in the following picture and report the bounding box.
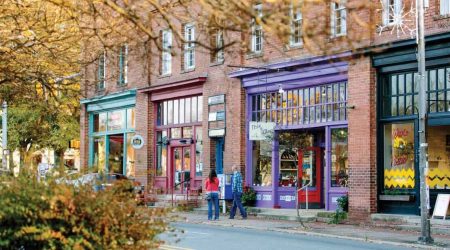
[80,0,450,220]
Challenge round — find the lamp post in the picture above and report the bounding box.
[2,101,7,170]
[416,0,433,244]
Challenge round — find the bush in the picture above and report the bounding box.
[241,186,256,206]
[329,195,348,224]
[0,170,170,249]
[337,195,348,212]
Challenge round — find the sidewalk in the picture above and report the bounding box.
[173,211,450,250]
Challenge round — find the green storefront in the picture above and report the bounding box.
[373,33,450,215]
[81,90,136,177]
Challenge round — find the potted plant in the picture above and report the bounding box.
[379,189,414,201]
[241,186,257,206]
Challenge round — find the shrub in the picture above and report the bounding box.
[241,186,257,205]
[329,195,348,224]
[0,170,170,249]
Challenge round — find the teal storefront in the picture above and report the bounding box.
[81,90,136,177]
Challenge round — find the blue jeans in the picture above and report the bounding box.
[207,192,219,220]
[230,192,247,218]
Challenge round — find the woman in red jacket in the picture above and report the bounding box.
[205,169,220,220]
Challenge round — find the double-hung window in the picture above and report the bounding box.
[184,24,195,70]
[290,4,302,46]
[118,44,128,85]
[441,0,450,15]
[330,0,347,37]
[382,0,402,25]
[97,52,106,90]
[161,29,172,75]
[215,30,224,63]
[251,4,263,53]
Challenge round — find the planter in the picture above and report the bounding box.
[379,194,414,201]
[243,200,256,207]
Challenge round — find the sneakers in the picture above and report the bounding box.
[228,217,234,219]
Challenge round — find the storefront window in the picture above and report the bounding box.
[171,128,182,139]
[195,127,203,176]
[383,123,415,190]
[331,128,348,187]
[183,127,193,138]
[252,140,272,187]
[157,96,203,126]
[127,108,135,129]
[427,125,450,189]
[126,133,135,177]
[108,134,124,174]
[93,136,105,172]
[156,130,168,176]
[93,112,107,132]
[107,110,125,131]
[251,82,347,126]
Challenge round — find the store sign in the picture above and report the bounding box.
[208,111,225,121]
[131,135,145,149]
[208,128,225,137]
[249,122,276,141]
[37,163,50,182]
[432,194,450,219]
[208,94,225,105]
[256,194,272,201]
[280,195,296,202]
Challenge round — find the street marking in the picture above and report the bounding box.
[159,245,193,250]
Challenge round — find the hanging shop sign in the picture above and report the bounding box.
[208,94,226,138]
[249,121,276,141]
[131,135,145,149]
[208,111,225,122]
[432,194,450,219]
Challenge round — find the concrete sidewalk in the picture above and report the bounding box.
[173,211,450,249]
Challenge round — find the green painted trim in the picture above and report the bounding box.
[81,89,136,104]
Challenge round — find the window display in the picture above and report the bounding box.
[331,128,348,187]
[427,125,450,189]
[252,140,272,187]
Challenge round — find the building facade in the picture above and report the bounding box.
[80,0,450,220]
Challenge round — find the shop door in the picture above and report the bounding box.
[108,134,124,175]
[172,147,191,193]
[298,147,323,208]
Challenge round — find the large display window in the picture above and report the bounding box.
[427,125,450,190]
[252,140,272,187]
[383,122,415,190]
[331,128,348,187]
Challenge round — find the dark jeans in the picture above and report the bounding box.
[207,192,219,220]
[230,192,247,219]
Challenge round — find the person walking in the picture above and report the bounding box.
[205,169,220,221]
[229,165,247,219]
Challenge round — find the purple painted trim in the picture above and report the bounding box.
[274,121,348,131]
[246,74,348,95]
[245,93,252,187]
[228,52,352,78]
[242,64,348,89]
[272,131,279,208]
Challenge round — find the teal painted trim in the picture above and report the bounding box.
[86,97,135,112]
[88,113,94,167]
[123,133,127,176]
[81,89,136,104]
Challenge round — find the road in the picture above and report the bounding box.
[158,222,413,250]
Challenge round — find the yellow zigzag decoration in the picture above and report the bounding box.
[384,168,415,189]
[427,168,450,188]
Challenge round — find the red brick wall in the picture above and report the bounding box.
[347,56,377,221]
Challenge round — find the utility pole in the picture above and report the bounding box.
[2,101,7,170]
[417,0,433,244]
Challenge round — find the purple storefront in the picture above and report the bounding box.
[230,54,350,210]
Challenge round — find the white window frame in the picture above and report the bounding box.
[251,4,263,53]
[440,0,450,15]
[290,4,303,46]
[184,24,195,70]
[118,44,128,85]
[330,0,347,37]
[97,52,106,90]
[161,29,172,75]
[216,30,224,63]
[382,0,402,26]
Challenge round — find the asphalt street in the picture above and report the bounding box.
[158,222,413,250]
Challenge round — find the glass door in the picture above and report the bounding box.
[172,146,191,193]
[298,147,322,208]
[108,134,124,174]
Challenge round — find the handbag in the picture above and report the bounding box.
[205,193,212,200]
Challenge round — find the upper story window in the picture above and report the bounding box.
[382,0,402,25]
[118,44,128,86]
[290,4,302,46]
[97,52,106,90]
[161,29,172,75]
[184,24,195,70]
[251,4,263,53]
[441,0,450,15]
[251,82,348,126]
[214,30,224,63]
[330,0,347,37]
